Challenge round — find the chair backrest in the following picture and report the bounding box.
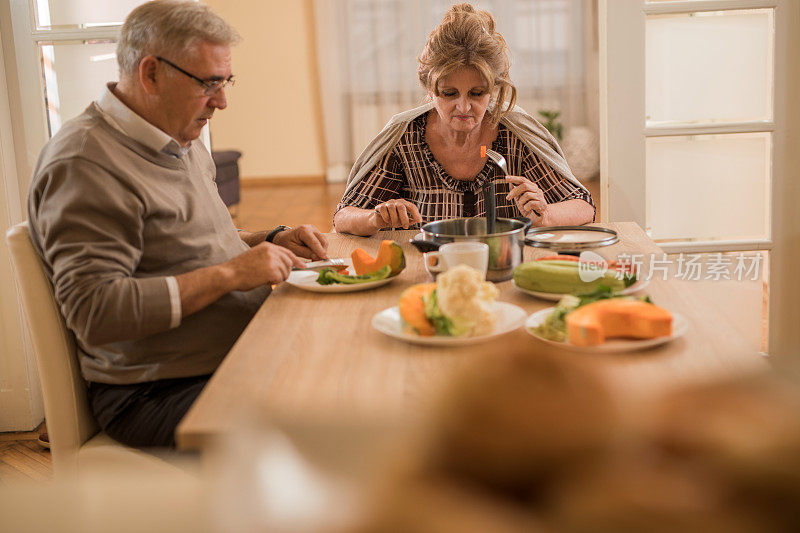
[5,222,99,476]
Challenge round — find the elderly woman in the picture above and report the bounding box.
[334,3,594,236]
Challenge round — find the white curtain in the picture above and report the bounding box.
[313,0,598,182]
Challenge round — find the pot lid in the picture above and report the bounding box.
[420,217,531,238]
[524,226,618,251]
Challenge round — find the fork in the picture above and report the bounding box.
[485,148,541,218]
[485,148,508,175]
[482,149,502,234]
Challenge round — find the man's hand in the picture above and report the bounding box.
[178,242,305,318]
[272,224,329,261]
[226,242,306,291]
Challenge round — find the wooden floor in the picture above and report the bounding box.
[236,179,346,233]
[0,422,50,484]
[1,177,768,481]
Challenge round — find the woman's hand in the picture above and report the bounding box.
[506,175,548,223]
[370,199,423,230]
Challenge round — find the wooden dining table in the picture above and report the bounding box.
[176,222,766,451]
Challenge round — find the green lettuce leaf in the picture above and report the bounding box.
[423,289,469,337]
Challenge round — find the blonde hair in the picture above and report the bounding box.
[117,0,240,77]
[418,3,517,125]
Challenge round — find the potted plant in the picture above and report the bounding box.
[538,110,563,141]
[538,109,598,182]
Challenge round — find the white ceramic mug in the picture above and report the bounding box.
[425,242,489,278]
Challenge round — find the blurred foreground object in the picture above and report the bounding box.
[356,351,616,532]
[647,373,800,532]
[355,351,800,532]
[206,409,411,533]
[0,466,206,533]
[424,351,615,496]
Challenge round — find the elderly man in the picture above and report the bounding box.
[27,0,327,448]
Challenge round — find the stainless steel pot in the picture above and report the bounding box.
[409,217,532,282]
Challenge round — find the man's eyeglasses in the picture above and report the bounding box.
[155,56,235,95]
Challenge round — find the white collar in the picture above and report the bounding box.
[95,82,189,158]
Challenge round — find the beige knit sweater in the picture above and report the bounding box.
[28,104,269,384]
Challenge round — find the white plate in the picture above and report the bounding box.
[524,307,688,353]
[513,278,650,302]
[286,260,397,293]
[371,302,527,346]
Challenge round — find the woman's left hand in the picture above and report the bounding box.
[506,175,548,222]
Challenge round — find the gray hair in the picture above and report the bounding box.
[117,0,240,77]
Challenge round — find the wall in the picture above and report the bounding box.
[205,0,326,180]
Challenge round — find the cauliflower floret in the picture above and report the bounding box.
[436,265,499,336]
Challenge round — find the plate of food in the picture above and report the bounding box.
[286,240,405,293]
[371,264,527,346]
[524,288,687,353]
[512,255,648,301]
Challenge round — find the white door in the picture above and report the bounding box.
[1,0,143,430]
[599,0,800,357]
[0,29,43,431]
